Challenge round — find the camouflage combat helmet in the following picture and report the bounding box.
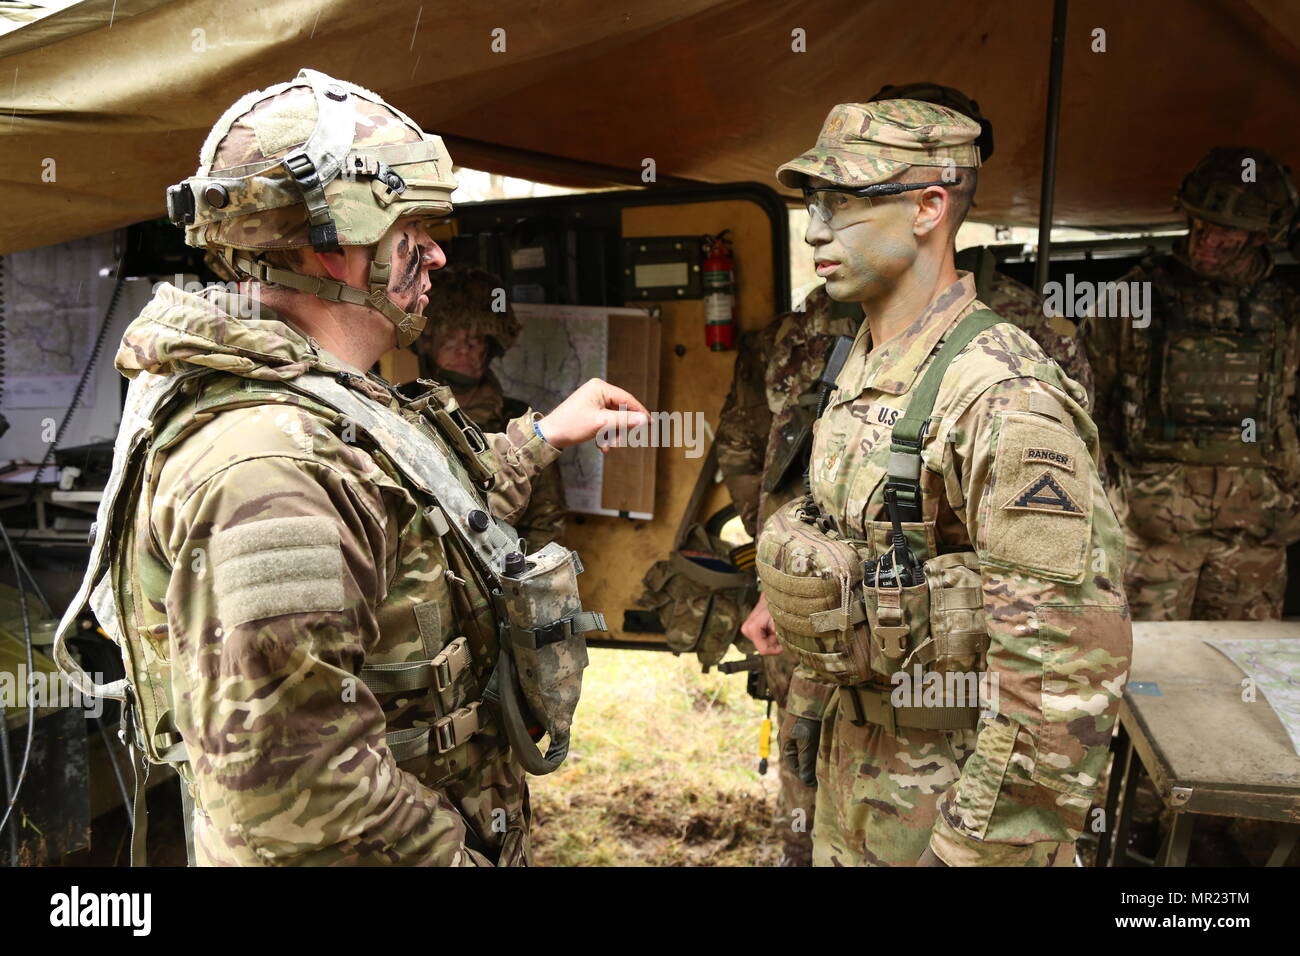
[869,82,994,161]
[1176,147,1298,243]
[422,265,520,358]
[164,68,457,346]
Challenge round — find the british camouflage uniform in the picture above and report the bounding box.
[1086,148,1300,620]
[755,100,1131,866]
[113,286,557,865]
[53,70,597,866]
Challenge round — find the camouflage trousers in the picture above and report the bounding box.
[1122,526,1286,621]
[1112,462,1290,620]
[812,692,1076,867]
[763,651,815,866]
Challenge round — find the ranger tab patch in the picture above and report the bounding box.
[1003,471,1084,516]
[1022,446,1074,471]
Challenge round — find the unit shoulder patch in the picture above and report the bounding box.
[982,411,1093,584]
[1003,471,1085,516]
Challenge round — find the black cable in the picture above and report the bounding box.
[0,515,36,855]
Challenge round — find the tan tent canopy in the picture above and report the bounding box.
[2,0,1299,255]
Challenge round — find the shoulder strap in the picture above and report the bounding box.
[885,308,1003,521]
[285,372,520,574]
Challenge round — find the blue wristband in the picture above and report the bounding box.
[533,419,548,444]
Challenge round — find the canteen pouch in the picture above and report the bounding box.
[497,541,599,774]
[755,497,873,686]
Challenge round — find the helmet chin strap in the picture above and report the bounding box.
[229,223,427,347]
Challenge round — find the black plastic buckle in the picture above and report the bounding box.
[165,182,196,226]
[534,619,571,648]
[284,152,321,190]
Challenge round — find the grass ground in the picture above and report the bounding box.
[529,646,782,867]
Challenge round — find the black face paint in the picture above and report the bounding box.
[394,229,423,294]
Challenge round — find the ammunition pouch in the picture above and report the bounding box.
[633,444,755,667]
[755,497,873,685]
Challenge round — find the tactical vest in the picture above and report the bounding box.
[53,364,603,859]
[756,310,1090,734]
[1120,257,1294,466]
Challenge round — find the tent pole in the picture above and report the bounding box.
[1035,0,1068,293]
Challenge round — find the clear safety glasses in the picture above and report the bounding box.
[803,177,962,231]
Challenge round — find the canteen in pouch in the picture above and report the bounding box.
[494,541,600,774]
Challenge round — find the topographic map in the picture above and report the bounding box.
[1206,638,1300,757]
[496,303,609,514]
[2,235,112,408]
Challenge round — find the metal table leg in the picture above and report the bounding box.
[1266,823,1299,867]
[1157,811,1195,867]
[1095,723,1129,867]
[1109,729,1141,867]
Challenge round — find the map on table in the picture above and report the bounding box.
[1205,638,1300,757]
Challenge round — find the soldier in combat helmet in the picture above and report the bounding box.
[1087,147,1300,620]
[52,69,646,866]
[413,264,568,549]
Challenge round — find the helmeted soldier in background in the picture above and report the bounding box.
[1087,147,1300,620]
[715,81,1097,866]
[413,265,568,549]
[52,69,642,866]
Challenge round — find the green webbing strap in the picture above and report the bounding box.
[178,783,197,867]
[886,309,1004,521]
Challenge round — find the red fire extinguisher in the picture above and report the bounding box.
[702,230,737,351]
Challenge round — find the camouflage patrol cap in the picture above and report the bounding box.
[422,265,520,357]
[868,82,994,162]
[1177,147,1299,243]
[776,99,982,189]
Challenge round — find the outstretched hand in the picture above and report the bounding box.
[537,378,650,452]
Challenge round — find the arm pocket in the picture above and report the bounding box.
[1030,603,1130,799]
[982,412,1092,584]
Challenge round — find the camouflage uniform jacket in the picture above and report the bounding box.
[718,274,1094,540]
[455,370,567,549]
[1086,250,1300,547]
[793,272,1131,865]
[110,283,557,866]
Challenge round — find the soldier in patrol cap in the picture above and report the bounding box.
[715,82,1096,866]
[753,100,1131,866]
[52,69,647,866]
[1087,147,1300,620]
[413,264,567,549]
